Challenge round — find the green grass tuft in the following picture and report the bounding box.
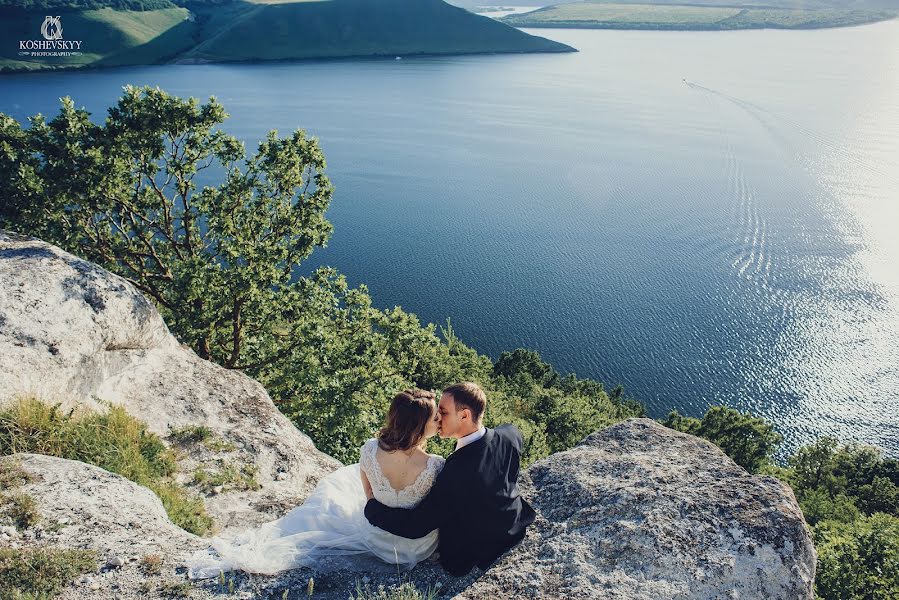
[193,463,260,493]
[169,425,236,453]
[0,397,213,535]
[0,547,97,600]
[0,458,40,531]
[352,580,438,600]
[0,493,39,531]
[169,425,214,444]
[158,580,193,598]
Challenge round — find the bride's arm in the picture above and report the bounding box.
[360,468,374,500]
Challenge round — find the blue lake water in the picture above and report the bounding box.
[2,21,898,456]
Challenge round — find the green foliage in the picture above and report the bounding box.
[0,86,333,372]
[661,406,782,473]
[814,513,899,600]
[169,425,236,452]
[169,425,214,444]
[490,348,644,463]
[0,547,97,600]
[0,397,212,535]
[787,437,899,525]
[762,436,899,599]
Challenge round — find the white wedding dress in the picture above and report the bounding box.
[187,439,444,579]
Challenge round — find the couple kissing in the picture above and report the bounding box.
[187,382,536,579]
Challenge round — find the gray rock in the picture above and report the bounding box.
[456,418,816,599]
[0,231,340,532]
[2,453,208,599]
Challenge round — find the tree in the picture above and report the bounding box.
[1,86,333,371]
[814,513,899,600]
[661,406,782,473]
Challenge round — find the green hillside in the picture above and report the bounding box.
[181,0,571,62]
[0,0,573,73]
[500,1,899,30]
[1,7,196,70]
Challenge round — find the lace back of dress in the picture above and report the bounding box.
[361,439,441,509]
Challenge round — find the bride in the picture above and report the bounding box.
[187,389,444,579]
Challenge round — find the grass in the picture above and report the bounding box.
[352,581,439,600]
[501,2,899,30]
[193,463,260,493]
[158,580,193,598]
[169,425,236,452]
[170,425,213,444]
[0,397,213,536]
[1,493,39,531]
[0,459,39,531]
[0,459,35,489]
[0,547,97,600]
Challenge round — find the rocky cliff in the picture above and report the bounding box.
[0,231,815,599]
[0,230,340,533]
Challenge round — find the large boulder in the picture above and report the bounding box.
[0,231,340,532]
[457,418,816,599]
[1,453,206,593]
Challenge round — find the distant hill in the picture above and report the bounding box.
[455,0,899,7]
[499,0,899,30]
[180,0,573,63]
[1,0,574,72]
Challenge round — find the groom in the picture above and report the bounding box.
[364,382,536,576]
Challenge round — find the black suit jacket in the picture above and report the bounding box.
[364,424,536,576]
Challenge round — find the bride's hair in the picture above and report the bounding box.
[377,388,436,452]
